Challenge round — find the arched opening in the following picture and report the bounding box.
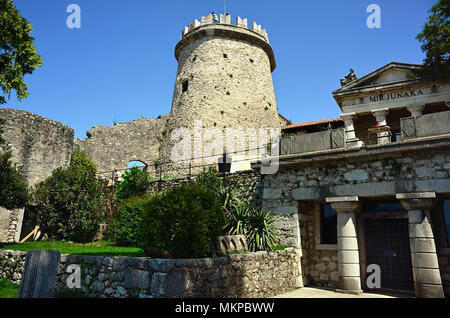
[128,160,147,170]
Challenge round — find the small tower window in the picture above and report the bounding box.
[223,53,228,59]
[182,80,189,93]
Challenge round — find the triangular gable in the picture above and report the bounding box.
[333,62,423,94]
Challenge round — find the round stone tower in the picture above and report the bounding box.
[160,14,281,172]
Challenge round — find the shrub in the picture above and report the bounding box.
[70,146,97,176]
[115,167,150,201]
[107,196,147,247]
[0,119,29,209]
[195,167,243,211]
[138,183,226,258]
[0,150,29,209]
[31,151,104,242]
[195,167,223,195]
[224,205,279,252]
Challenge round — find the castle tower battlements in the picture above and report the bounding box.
[177,14,275,72]
[181,14,269,43]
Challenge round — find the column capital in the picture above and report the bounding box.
[326,196,361,213]
[407,104,425,112]
[407,104,425,117]
[396,192,436,211]
[371,108,389,117]
[340,112,357,121]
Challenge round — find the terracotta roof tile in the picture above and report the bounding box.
[282,118,343,130]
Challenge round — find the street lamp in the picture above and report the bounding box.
[218,153,232,183]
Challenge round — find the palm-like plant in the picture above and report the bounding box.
[224,205,279,252]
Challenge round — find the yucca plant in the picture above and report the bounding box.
[224,203,250,236]
[224,205,279,252]
[217,187,243,212]
[245,208,279,252]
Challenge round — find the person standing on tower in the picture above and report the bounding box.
[212,12,219,23]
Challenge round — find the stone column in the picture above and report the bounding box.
[407,104,425,117]
[326,196,362,294]
[340,112,363,148]
[371,108,390,145]
[397,192,445,298]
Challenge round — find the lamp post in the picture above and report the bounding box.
[218,153,232,184]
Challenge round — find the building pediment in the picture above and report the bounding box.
[333,62,424,95]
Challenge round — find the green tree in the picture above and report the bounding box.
[416,0,450,80]
[0,0,43,104]
[0,118,29,209]
[70,145,97,176]
[31,149,104,242]
[115,167,150,201]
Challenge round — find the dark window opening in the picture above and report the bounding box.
[223,53,228,58]
[182,80,189,93]
[444,200,450,246]
[321,203,337,245]
[362,199,406,213]
[250,58,254,63]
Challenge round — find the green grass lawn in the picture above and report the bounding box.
[0,278,19,298]
[0,240,144,257]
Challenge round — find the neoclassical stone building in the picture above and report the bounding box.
[258,62,450,298]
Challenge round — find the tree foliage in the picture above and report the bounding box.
[0,118,29,209]
[138,184,226,258]
[0,0,43,104]
[31,149,104,242]
[416,0,450,80]
[115,167,150,201]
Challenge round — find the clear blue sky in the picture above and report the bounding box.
[3,0,435,139]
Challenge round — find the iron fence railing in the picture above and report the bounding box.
[96,144,276,189]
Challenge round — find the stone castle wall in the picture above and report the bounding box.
[78,116,169,176]
[0,108,74,187]
[0,108,74,243]
[0,248,302,298]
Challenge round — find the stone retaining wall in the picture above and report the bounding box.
[0,248,301,298]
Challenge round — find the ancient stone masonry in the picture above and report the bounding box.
[0,108,74,243]
[0,108,74,187]
[298,202,338,288]
[159,14,281,172]
[77,116,169,177]
[0,208,24,243]
[0,248,302,298]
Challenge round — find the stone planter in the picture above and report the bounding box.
[215,235,248,254]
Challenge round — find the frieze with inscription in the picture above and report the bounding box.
[368,89,425,103]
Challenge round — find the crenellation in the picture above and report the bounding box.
[201,14,213,24]
[181,14,268,41]
[252,21,262,33]
[261,29,269,42]
[220,14,231,24]
[236,16,248,28]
